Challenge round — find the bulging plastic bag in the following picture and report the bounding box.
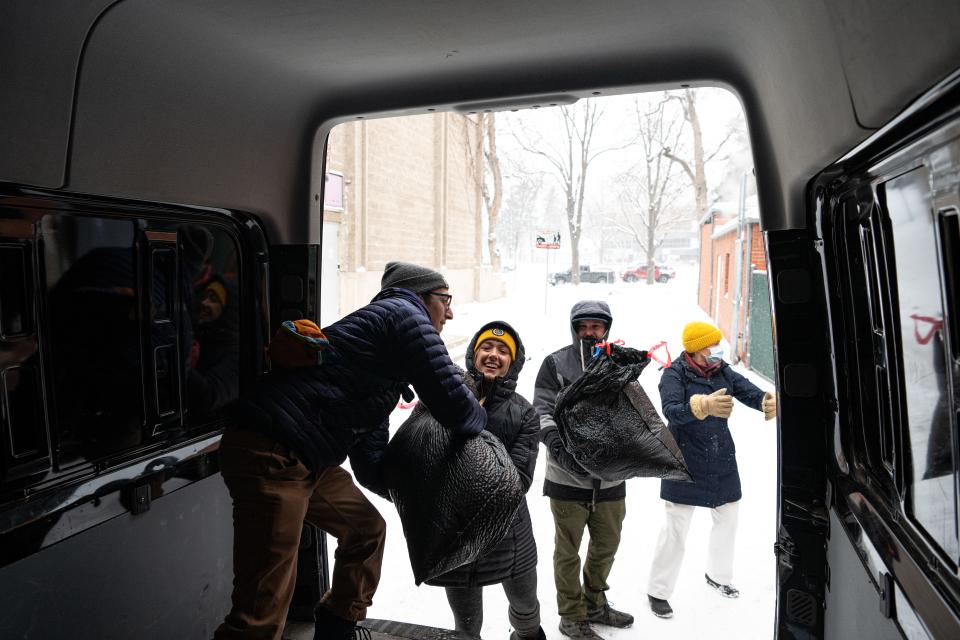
[555,344,691,482]
[385,402,524,585]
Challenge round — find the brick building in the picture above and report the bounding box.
[316,113,503,325]
[696,197,768,365]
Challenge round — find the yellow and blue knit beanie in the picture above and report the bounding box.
[474,325,517,361]
[682,321,722,353]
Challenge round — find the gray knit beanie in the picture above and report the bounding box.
[380,261,449,294]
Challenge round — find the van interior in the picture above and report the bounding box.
[1,2,959,638]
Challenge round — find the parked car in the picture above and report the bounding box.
[620,263,675,283]
[549,265,616,285]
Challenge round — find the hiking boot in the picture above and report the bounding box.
[558,616,604,639]
[647,595,674,618]
[313,605,372,640]
[586,603,634,628]
[510,626,547,640]
[705,573,740,598]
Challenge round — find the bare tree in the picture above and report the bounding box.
[661,88,735,221]
[609,96,688,283]
[511,101,630,284]
[498,172,543,266]
[465,113,504,271]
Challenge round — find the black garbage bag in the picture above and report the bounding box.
[554,344,691,482]
[384,402,524,585]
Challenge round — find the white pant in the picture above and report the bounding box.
[647,500,739,599]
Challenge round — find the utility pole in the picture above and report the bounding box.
[729,170,749,364]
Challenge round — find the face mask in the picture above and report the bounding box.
[705,346,726,363]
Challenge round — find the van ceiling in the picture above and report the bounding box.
[1,0,958,241]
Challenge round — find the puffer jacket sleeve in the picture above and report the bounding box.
[510,401,541,493]
[659,364,700,425]
[723,365,766,412]
[391,308,486,437]
[348,421,391,500]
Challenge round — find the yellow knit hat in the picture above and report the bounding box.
[682,321,722,353]
[206,280,227,307]
[474,326,517,361]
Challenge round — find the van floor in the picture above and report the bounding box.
[285,619,473,639]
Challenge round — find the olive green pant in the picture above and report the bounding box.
[549,498,626,620]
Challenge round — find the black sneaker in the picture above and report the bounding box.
[647,595,674,618]
[705,573,740,598]
[558,617,604,639]
[586,603,634,628]
[510,626,547,640]
[313,606,372,640]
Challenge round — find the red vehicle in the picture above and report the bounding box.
[620,263,675,283]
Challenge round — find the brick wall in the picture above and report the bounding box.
[322,114,492,316]
[695,220,766,361]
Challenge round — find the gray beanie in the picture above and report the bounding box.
[380,261,449,294]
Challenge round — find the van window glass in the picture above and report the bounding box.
[43,215,142,467]
[180,225,240,427]
[41,215,241,466]
[884,165,958,561]
[151,248,175,321]
[0,245,31,337]
[2,365,43,457]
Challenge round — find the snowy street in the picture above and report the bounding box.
[352,263,777,639]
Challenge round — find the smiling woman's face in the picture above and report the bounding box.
[473,339,512,380]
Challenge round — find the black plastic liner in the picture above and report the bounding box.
[385,403,524,585]
[555,344,691,482]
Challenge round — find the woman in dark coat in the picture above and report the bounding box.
[646,321,777,620]
[427,320,545,640]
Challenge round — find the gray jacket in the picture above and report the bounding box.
[533,300,626,504]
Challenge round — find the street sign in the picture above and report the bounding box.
[536,229,561,249]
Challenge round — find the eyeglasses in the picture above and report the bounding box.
[426,292,453,308]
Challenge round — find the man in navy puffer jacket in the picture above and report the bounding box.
[215,262,486,640]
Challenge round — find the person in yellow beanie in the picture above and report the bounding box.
[188,274,240,417]
[427,321,546,640]
[646,320,777,620]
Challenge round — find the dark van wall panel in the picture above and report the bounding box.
[0,0,115,188]
[67,2,314,244]
[0,474,233,640]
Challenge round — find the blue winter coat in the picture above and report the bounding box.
[659,354,765,508]
[233,287,486,473]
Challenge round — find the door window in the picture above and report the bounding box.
[884,165,959,562]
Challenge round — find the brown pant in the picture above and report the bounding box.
[214,427,386,640]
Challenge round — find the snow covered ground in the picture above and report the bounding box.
[350,262,777,639]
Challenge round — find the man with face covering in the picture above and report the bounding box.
[533,301,633,640]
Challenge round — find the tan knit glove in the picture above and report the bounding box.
[690,388,733,420]
[762,391,777,420]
